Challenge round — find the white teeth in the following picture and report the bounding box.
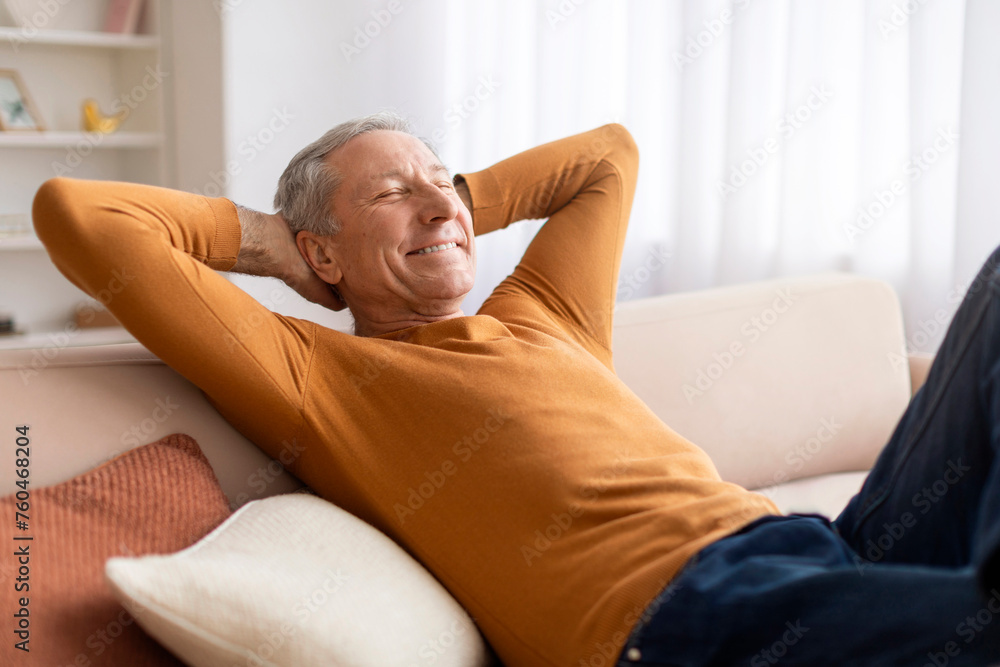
[415,242,457,255]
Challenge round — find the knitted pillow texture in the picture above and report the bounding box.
[0,433,232,667]
[105,493,493,667]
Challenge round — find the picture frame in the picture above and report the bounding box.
[0,68,44,131]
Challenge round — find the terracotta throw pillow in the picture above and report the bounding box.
[0,433,232,667]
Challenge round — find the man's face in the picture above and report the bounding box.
[324,130,476,318]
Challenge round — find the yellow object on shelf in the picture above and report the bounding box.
[82,99,128,134]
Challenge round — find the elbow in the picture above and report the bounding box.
[32,177,91,256]
[601,123,639,181]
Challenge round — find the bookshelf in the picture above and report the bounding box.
[0,26,159,49]
[0,0,167,348]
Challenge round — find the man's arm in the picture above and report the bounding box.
[230,205,344,310]
[456,124,639,358]
[32,178,323,456]
[455,179,472,215]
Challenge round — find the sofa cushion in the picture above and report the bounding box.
[0,432,231,666]
[105,493,493,667]
[613,272,910,490]
[754,470,869,519]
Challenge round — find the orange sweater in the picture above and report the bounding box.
[33,124,780,667]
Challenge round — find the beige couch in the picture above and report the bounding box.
[0,271,931,517]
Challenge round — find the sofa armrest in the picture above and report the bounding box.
[611,272,912,491]
[908,353,935,396]
[0,343,303,507]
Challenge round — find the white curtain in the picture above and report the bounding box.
[322,0,1000,353]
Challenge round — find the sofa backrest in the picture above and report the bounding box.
[0,344,301,507]
[0,272,912,503]
[612,272,912,491]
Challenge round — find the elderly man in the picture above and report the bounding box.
[32,112,1000,666]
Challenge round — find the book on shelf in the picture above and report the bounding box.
[103,0,145,34]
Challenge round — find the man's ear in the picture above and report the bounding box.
[295,230,343,285]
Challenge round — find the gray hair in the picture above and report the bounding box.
[274,111,437,236]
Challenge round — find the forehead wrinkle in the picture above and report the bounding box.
[371,162,448,182]
[360,161,450,196]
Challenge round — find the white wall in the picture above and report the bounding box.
[216,1,530,328]
[212,0,1000,350]
[954,0,1000,288]
[163,0,226,195]
[217,1,380,331]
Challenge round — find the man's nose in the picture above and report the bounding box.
[418,184,459,225]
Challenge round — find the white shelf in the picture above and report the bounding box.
[0,326,136,350]
[0,131,163,149]
[0,234,42,251]
[0,1,168,340]
[0,27,159,49]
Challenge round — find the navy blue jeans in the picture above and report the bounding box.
[616,245,1000,667]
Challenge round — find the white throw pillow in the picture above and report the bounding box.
[105,493,491,667]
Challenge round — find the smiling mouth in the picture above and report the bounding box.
[409,242,458,255]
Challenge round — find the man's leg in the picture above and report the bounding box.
[834,243,1000,584]
[616,515,1000,666]
[617,248,1000,666]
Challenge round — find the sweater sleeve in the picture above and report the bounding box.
[32,177,312,451]
[457,123,639,355]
